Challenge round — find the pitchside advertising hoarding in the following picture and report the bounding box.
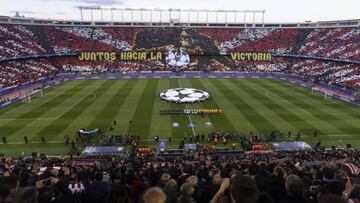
[78,51,273,62]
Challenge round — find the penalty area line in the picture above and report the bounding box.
[0,92,98,121]
[54,86,100,119]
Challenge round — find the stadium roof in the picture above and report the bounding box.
[0,12,359,28]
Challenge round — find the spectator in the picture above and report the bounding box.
[164,179,178,203]
[177,183,195,203]
[266,166,287,202]
[83,171,111,203]
[200,173,222,203]
[0,176,19,203]
[211,174,258,203]
[280,174,313,203]
[160,173,171,187]
[38,186,54,203]
[317,193,346,203]
[143,187,166,203]
[230,175,258,203]
[111,183,133,203]
[13,186,38,203]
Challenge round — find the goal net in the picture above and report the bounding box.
[311,87,330,99]
[20,89,43,103]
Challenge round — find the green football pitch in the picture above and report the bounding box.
[1,78,360,156]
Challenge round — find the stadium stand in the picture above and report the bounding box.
[0,24,359,90]
[0,148,360,203]
[0,17,360,203]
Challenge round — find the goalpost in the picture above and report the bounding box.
[20,89,43,103]
[311,87,329,99]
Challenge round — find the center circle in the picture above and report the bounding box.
[160,88,209,103]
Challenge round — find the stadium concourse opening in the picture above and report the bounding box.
[0,8,360,203]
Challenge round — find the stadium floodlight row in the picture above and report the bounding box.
[77,7,266,25]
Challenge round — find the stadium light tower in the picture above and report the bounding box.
[78,6,101,22]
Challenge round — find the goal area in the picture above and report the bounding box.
[20,89,43,103]
[311,87,331,99]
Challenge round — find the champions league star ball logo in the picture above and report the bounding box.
[165,49,190,67]
[160,88,209,103]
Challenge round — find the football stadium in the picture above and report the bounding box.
[0,2,360,203]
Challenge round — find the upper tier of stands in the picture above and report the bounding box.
[0,20,359,90]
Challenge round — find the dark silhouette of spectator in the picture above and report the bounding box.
[177,182,195,203]
[13,186,38,203]
[111,183,133,203]
[143,187,166,203]
[230,175,259,203]
[280,175,313,203]
[38,186,54,203]
[266,166,287,202]
[163,179,178,203]
[0,176,19,203]
[211,174,259,203]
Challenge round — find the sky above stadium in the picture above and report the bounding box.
[0,0,359,22]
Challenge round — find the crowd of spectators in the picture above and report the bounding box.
[0,97,10,106]
[0,24,359,90]
[185,130,306,151]
[206,130,279,143]
[0,148,360,203]
[95,134,140,146]
[0,59,58,90]
[1,23,360,203]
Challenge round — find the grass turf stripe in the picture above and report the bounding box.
[33,80,115,140]
[85,79,138,134]
[1,80,90,139]
[127,79,159,138]
[230,79,296,131]
[240,79,325,135]
[147,79,173,140]
[169,79,194,140]
[199,79,256,131]
[272,79,360,119]
[260,79,360,135]
[189,79,235,131]
[211,79,277,133]
[0,81,70,116]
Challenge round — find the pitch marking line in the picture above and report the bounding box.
[25,91,65,107]
[301,134,352,138]
[264,91,312,115]
[2,141,64,145]
[0,92,98,121]
[0,87,73,118]
[290,88,360,114]
[0,91,65,119]
[54,89,100,119]
[177,79,196,137]
[278,83,360,113]
[0,118,57,121]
